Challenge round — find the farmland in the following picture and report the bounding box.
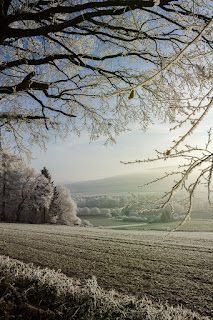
[84,216,213,231]
[113,219,213,232]
[0,223,212,318]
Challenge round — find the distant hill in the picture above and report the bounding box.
[66,168,179,195]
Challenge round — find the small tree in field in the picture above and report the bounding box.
[50,185,81,226]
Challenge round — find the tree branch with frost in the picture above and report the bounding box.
[0,72,49,94]
[121,134,213,232]
[168,96,213,154]
[108,16,213,97]
[0,0,213,152]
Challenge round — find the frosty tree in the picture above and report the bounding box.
[0,0,212,150]
[0,151,80,225]
[0,150,43,222]
[50,185,81,225]
[29,173,54,223]
[0,150,27,221]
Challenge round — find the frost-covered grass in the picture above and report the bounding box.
[83,215,139,227]
[0,255,210,320]
[83,216,213,231]
[114,220,213,232]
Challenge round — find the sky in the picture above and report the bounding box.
[31,111,213,185]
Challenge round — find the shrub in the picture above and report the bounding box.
[50,186,81,226]
[81,220,93,227]
[122,216,144,223]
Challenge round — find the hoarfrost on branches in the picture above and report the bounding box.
[0,0,212,152]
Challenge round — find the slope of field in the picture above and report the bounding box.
[113,220,213,232]
[0,223,212,318]
[82,216,213,231]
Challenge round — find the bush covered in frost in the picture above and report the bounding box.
[122,216,145,223]
[81,219,93,227]
[77,207,112,217]
[0,255,209,320]
[50,185,81,226]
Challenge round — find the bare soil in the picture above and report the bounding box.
[0,223,212,318]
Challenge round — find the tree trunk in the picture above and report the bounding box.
[43,207,46,223]
[1,153,6,221]
[15,199,25,223]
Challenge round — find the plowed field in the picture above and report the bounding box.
[0,223,212,318]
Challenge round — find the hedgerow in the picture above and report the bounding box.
[0,255,209,320]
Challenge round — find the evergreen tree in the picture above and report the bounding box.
[40,167,54,222]
[41,167,52,182]
[49,186,60,222]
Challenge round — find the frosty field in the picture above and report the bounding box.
[0,223,212,318]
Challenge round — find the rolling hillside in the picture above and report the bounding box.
[66,168,179,194]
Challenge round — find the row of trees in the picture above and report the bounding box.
[77,207,112,217]
[0,150,81,225]
[75,193,188,223]
[76,195,127,209]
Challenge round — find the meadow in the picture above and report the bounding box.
[83,215,213,231]
[82,215,146,227]
[113,219,213,232]
[0,223,212,318]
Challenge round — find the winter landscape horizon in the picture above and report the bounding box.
[1,0,213,319]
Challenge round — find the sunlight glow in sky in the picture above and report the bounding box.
[31,110,213,184]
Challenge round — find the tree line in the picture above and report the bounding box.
[0,150,81,225]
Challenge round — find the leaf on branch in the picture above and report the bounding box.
[166,150,171,156]
[128,89,134,100]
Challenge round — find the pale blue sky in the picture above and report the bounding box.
[31,111,213,184]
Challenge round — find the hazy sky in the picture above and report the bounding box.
[31,110,213,184]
